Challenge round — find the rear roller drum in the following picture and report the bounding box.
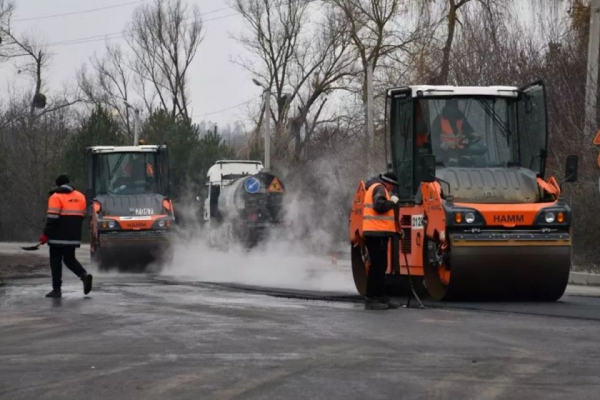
[351,243,368,296]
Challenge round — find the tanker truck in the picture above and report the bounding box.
[203,160,286,248]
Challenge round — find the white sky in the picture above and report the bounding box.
[1,1,567,130]
[2,0,258,127]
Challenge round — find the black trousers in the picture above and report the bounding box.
[49,246,87,291]
[365,236,389,299]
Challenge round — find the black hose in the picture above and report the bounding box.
[394,204,426,309]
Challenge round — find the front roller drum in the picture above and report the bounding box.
[424,241,571,301]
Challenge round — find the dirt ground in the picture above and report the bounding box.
[0,251,49,283]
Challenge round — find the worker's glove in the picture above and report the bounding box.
[39,234,49,245]
[440,141,450,150]
[390,195,399,204]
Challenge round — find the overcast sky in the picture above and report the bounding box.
[2,0,258,128]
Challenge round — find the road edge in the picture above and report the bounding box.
[569,272,600,286]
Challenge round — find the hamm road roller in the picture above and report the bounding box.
[350,81,579,301]
[85,144,175,271]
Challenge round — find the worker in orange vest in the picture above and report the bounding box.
[40,175,93,298]
[433,99,479,152]
[362,172,401,310]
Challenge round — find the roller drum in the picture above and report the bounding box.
[425,235,571,301]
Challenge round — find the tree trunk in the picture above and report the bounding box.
[439,2,459,85]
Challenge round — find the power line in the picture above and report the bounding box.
[14,1,145,22]
[41,0,315,48]
[194,96,261,118]
[46,10,238,48]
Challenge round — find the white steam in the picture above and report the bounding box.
[159,145,372,293]
[160,234,355,293]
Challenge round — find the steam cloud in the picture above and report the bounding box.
[157,155,365,293]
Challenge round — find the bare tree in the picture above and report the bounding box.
[234,0,356,167]
[0,1,79,128]
[328,0,428,163]
[127,0,203,121]
[78,44,135,139]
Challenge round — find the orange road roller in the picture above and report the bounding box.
[350,81,578,301]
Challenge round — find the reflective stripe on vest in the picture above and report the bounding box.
[48,239,81,245]
[363,183,396,234]
[440,117,465,149]
[59,210,86,217]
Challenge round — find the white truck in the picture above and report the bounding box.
[204,160,285,247]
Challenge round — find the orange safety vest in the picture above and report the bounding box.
[440,116,465,149]
[125,163,154,177]
[363,183,397,236]
[46,187,86,246]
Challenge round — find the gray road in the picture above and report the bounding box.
[2,271,600,400]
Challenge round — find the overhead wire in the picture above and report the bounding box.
[13,1,145,22]
[39,0,317,47]
[194,95,262,118]
[19,1,315,117]
[46,10,238,48]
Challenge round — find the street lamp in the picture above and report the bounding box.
[253,79,271,170]
[124,102,140,146]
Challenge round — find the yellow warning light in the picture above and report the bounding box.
[557,212,565,223]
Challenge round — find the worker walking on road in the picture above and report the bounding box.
[40,174,93,298]
[363,172,401,310]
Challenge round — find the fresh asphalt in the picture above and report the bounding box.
[1,266,600,400]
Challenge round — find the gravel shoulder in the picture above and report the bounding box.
[0,243,49,283]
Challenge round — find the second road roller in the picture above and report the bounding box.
[204,160,286,248]
[349,81,579,301]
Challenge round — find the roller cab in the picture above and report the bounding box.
[350,81,579,301]
[85,145,175,271]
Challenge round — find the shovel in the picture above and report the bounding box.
[21,242,43,251]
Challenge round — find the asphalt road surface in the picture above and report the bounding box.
[2,241,600,400]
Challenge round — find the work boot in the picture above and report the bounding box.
[82,273,93,295]
[379,297,401,309]
[45,290,61,298]
[365,298,389,310]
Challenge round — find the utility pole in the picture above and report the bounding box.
[252,79,271,170]
[125,102,140,145]
[263,88,271,170]
[584,0,600,140]
[133,108,140,146]
[366,60,374,173]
